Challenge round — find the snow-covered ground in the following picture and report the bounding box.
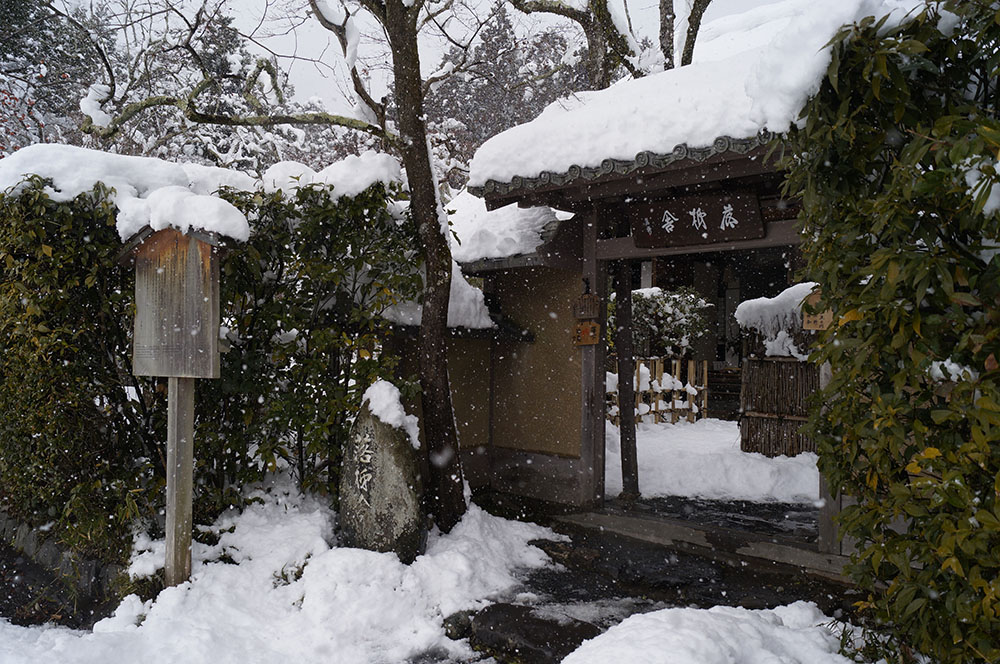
[0,477,557,664]
[605,418,820,503]
[564,601,853,664]
[0,466,852,664]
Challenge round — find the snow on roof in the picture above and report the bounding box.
[446,189,568,263]
[735,281,817,338]
[0,144,255,242]
[382,261,494,330]
[468,0,924,191]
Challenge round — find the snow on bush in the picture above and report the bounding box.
[609,286,713,358]
[0,144,254,241]
[734,282,816,339]
[0,476,561,664]
[260,152,401,199]
[563,601,851,664]
[0,144,406,244]
[735,282,817,359]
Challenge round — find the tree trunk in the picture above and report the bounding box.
[583,20,612,89]
[614,260,639,500]
[659,0,675,70]
[384,0,466,532]
[680,0,712,66]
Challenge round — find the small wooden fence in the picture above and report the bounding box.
[740,357,818,456]
[607,358,709,426]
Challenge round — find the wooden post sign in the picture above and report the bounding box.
[124,226,222,587]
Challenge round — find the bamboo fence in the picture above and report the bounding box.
[739,357,818,456]
[607,357,709,426]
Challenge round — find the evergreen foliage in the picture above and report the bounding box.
[0,177,419,562]
[422,2,588,187]
[608,286,712,357]
[785,3,1000,661]
[0,1,110,153]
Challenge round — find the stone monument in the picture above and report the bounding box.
[339,402,426,563]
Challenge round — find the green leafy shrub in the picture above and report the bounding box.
[0,174,420,563]
[785,3,1000,661]
[199,181,422,505]
[608,286,713,357]
[0,179,162,560]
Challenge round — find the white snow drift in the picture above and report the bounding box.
[0,477,559,664]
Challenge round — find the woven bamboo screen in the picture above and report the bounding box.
[740,358,818,456]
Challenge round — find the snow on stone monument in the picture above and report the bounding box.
[340,381,426,563]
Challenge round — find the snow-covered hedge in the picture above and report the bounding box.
[608,286,713,358]
[0,153,421,564]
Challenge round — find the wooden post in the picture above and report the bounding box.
[579,210,606,506]
[615,259,640,500]
[686,360,696,423]
[126,227,222,587]
[652,358,663,422]
[671,359,681,424]
[701,360,709,419]
[165,376,195,586]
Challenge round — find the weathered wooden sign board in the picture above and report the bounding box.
[629,191,765,248]
[133,228,220,378]
[573,321,601,346]
[124,226,222,587]
[802,290,833,331]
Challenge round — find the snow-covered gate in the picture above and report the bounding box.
[463,139,851,575]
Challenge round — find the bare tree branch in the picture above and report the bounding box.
[308,0,387,130]
[81,77,399,148]
[43,1,117,97]
[508,0,590,27]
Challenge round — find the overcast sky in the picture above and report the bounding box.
[237,0,786,114]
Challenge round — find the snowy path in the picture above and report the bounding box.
[605,418,820,503]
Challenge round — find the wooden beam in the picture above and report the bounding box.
[595,219,799,260]
[165,376,195,586]
[562,150,779,205]
[578,209,606,506]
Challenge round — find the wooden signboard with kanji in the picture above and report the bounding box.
[802,290,833,331]
[629,191,765,248]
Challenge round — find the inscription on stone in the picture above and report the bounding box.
[339,404,426,563]
[354,423,376,507]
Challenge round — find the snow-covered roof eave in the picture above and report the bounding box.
[467,0,928,205]
[458,251,547,275]
[468,131,775,204]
